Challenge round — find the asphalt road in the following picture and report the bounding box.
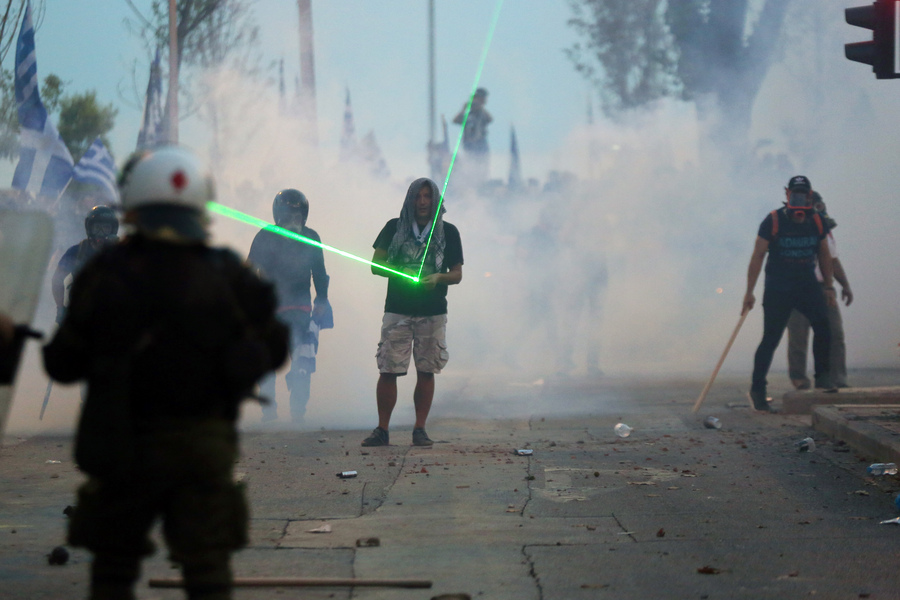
[2,370,900,599]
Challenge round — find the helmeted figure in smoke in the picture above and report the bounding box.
[52,205,120,325]
[247,189,332,426]
[43,145,289,600]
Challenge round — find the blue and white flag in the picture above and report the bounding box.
[136,48,165,150]
[339,87,357,162]
[11,2,73,200]
[72,137,119,203]
[508,125,522,190]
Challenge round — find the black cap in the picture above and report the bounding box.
[787,175,811,192]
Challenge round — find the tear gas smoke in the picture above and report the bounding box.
[5,0,899,437]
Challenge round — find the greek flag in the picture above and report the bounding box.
[136,48,164,149]
[339,87,357,162]
[72,137,119,203]
[508,125,522,190]
[11,2,73,200]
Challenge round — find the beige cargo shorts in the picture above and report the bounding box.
[376,313,449,375]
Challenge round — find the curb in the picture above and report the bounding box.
[811,404,900,464]
[782,386,900,415]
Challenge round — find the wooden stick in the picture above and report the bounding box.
[692,310,749,413]
[149,577,432,589]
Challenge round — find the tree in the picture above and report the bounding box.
[57,91,118,161]
[567,0,792,158]
[0,1,46,67]
[124,0,262,134]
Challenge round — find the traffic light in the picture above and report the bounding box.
[845,0,900,79]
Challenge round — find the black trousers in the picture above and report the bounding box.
[751,283,831,392]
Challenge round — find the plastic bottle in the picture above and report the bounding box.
[866,463,898,476]
[703,416,722,430]
[614,423,632,438]
[796,437,815,453]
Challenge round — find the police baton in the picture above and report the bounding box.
[39,379,53,420]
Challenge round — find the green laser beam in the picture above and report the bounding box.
[207,202,419,283]
[208,0,503,285]
[417,0,505,280]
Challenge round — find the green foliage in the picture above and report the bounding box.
[40,73,63,113]
[566,0,680,115]
[0,68,16,161]
[0,70,69,161]
[128,0,256,70]
[57,91,118,161]
[566,0,791,119]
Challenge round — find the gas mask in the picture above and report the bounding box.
[786,191,813,220]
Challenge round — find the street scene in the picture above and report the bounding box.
[3,371,900,599]
[1,1,900,599]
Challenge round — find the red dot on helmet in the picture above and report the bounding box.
[171,171,188,190]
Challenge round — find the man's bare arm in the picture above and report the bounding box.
[743,236,769,314]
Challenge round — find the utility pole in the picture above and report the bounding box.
[297,0,319,146]
[428,0,436,144]
[166,0,179,143]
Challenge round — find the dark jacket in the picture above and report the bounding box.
[43,235,289,478]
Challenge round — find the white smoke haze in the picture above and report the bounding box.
[5,0,900,437]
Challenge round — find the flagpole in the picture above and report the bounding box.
[428,0,436,145]
[167,0,179,144]
[297,0,319,148]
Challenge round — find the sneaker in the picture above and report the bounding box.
[815,378,838,393]
[361,427,389,447]
[791,379,811,390]
[748,389,777,413]
[412,428,434,447]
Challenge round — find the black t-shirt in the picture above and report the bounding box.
[373,219,463,316]
[43,236,289,421]
[758,210,829,291]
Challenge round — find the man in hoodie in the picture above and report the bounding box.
[361,178,463,447]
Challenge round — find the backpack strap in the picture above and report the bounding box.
[769,210,779,238]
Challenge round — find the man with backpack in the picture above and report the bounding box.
[742,175,837,412]
[786,193,853,390]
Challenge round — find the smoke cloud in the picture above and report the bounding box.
[5,0,899,438]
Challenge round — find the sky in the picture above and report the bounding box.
[9,0,588,181]
[5,0,900,434]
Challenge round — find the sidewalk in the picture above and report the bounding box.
[2,371,900,599]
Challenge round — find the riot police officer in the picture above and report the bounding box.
[247,189,331,426]
[51,205,119,324]
[43,145,289,600]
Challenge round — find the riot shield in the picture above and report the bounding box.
[0,209,53,441]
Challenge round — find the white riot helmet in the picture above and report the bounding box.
[118,145,214,241]
[119,145,214,211]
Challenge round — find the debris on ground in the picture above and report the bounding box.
[47,546,69,566]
